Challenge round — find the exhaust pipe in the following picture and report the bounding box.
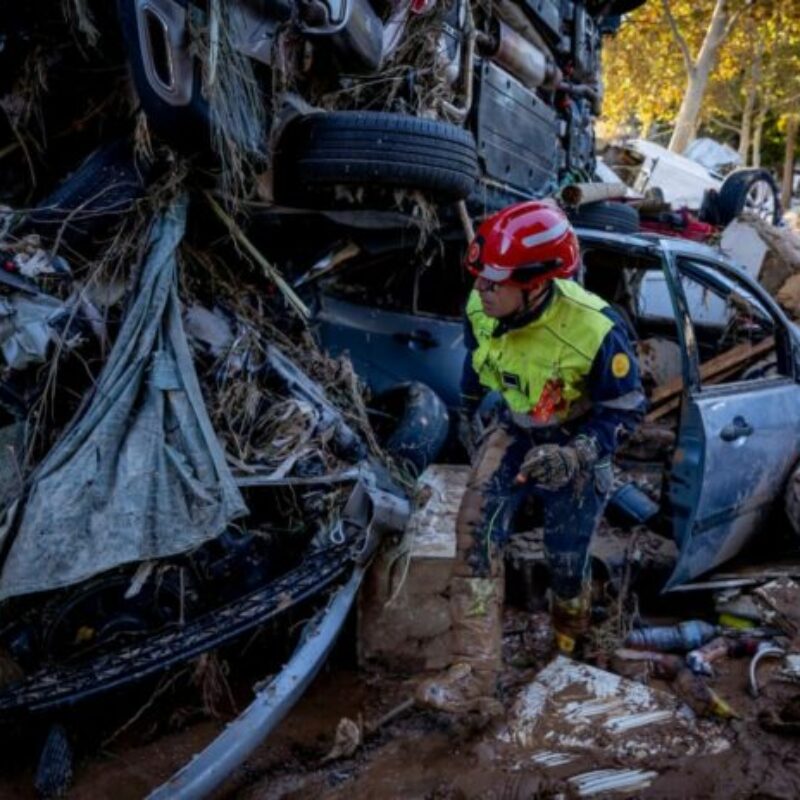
[477,20,561,91]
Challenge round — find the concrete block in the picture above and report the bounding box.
[358,465,469,673]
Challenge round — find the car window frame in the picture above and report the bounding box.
[671,253,797,392]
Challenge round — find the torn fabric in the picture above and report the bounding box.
[0,198,247,600]
[0,293,65,370]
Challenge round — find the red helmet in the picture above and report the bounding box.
[465,200,580,290]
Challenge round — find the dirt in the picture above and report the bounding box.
[1,631,799,800]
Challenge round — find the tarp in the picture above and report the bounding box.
[0,198,247,600]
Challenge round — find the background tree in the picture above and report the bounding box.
[663,0,745,153]
[602,0,800,182]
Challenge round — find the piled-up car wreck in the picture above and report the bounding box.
[1,0,800,797]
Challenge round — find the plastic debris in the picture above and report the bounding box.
[626,621,717,652]
[568,768,659,797]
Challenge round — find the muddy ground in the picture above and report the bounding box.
[1,607,799,800]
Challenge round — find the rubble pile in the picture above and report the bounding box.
[717,214,800,318]
[0,6,425,794]
[1,3,800,798]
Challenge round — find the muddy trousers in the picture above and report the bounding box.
[415,426,611,713]
[452,426,611,668]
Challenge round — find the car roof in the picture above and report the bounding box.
[574,225,778,307]
[574,225,742,267]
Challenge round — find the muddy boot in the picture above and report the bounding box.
[415,576,504,717]
[551,586,591,657]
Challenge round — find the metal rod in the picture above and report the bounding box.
[456,200,474,241]
[749,645,785,698]
[440,3,476,122]
[235,467,360,488]
[148,567,365,800]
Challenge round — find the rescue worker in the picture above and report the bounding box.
[416,200,645,716]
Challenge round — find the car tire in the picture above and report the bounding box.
[368,382,449,475]
[717,168,782,226]
[567,200,640,233]
[20,139,147,247]
[275,112,478,205]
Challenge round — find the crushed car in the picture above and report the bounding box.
[117,0,646,210]
[601,139,783,241]
[311,222,800,588]
[0,193,413,719]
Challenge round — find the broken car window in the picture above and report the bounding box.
[324,251,416,313]
[415,245,470,319]
[676,258,779,385]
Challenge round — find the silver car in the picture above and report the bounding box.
[314,227,800,588]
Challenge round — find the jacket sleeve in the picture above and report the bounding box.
[460,312,484,415]
[575,308,646,458]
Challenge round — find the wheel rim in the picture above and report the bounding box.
[744,179,776,222]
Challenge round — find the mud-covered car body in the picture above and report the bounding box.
[120,0,645,208]
[313,228,800,588]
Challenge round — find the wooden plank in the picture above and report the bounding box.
[647,336,775,412]
[645,364,742,421]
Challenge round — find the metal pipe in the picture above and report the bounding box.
[148,566,365,800]
[440,2,476,122]
[456,200,474,241]
[479,20,561,90]
[558,80,603,115]
[748,645,785,698]
[486,0,554,60]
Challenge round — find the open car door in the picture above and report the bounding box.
[664,252,800,588]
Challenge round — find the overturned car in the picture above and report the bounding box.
[120,0,645,208]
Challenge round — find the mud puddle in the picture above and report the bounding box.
[0,634,799,798]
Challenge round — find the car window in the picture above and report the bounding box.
[580,245,687,396]
[415,244,471,319]
[676,257,781,385]
[323,250,416,313]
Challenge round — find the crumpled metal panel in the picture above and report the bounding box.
[475,60,559,198]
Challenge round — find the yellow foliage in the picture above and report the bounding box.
[602,0,800,142]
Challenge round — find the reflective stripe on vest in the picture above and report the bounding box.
[467,279,613,425]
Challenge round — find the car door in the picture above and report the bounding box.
[664,251,800,588]
[315,246,466,408]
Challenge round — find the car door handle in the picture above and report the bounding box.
[720,416,753,441]
[393,330,438,350]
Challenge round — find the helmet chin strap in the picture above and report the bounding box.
[499,280,551,323]
[522,281,550,311]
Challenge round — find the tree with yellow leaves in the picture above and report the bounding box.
[603,0,800,193]
[662,0,746,154]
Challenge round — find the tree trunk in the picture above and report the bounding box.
[668,0,734,154]
[739,109,752,165]
[670,69,703,154]
[739,45,762,164]
[753,106,768,168]
[782,114,798,210]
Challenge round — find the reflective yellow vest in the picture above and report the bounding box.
[467,279,613,424]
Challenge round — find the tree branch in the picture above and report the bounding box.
[661,0,694,74]
[709,116,745,134]
[722,2,746,41]
[773,91,800,110]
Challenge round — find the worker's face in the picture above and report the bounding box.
[475,277,525,318]
[475,277,548,318]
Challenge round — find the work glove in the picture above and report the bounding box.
[458,409,485,460]
[516,436,599,490]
